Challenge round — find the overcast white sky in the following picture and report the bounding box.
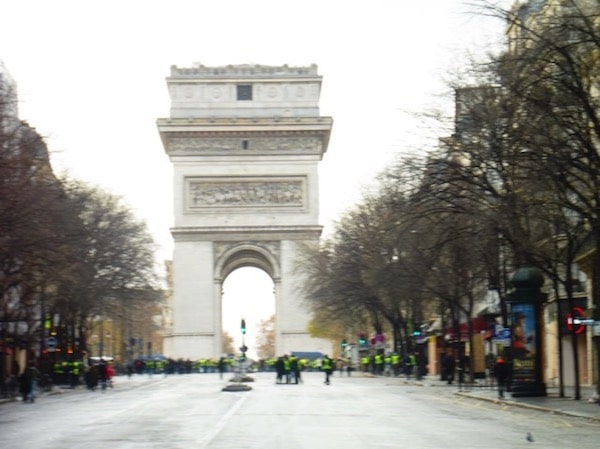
[1,0,512,356]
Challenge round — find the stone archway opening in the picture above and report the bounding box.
[222,266,275,360]
[218,244,278,360]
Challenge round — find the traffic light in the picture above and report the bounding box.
[412,324,422,337]
[359,334,367,345]
[241,319,246,334]
[341,339,347,349]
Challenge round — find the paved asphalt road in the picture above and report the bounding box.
[1,371,599,449]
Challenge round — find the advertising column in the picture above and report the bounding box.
[506,267,547,397]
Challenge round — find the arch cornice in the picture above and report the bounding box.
[171,225,323,242]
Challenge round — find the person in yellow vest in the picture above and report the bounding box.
[361,355,370,373]
[374,353,384,375]
[321,355,333,385]
[405,353,417,379]
[53,361,64,384]
[311,359,320,371]
[70,361,81,388]
[283,354,291,384]
[300,358,308,372]
[146,359,155,375]
[61,361,69,384]
[290,355,301,384]
[391,353,401,377]
[384,354,392,376]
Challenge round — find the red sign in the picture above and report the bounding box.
[566,306,586,334]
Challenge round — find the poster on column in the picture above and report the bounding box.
[510,303,537,384]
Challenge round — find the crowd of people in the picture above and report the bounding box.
[4,350,516,403]
[359,352,427,379]
[271,354,336,385]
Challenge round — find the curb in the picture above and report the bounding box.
[455,391,600,422]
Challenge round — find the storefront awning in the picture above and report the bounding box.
[446,316,493,340]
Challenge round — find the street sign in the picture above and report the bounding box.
[572,318,595,325]
[495,327,510,339]
[492,327,510,346]
[566,306,586,334]
[46,336,58,351]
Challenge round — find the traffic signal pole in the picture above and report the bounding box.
[222,318,252,392]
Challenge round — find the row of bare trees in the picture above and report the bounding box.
[1,83,161,372]
[298,1,599,385]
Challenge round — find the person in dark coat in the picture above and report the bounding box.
[493,356,510,398]
[442,353,456,384]
[19,361,40,403]
[218,357,226,379]
[98,359,108,390]
[275,356,285,384]
[85,364,99,390]
[19,372,32,403]
[19,370,31,403]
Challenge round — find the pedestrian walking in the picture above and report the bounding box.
[106,361,115,388]
[442,353,456,384]
[493,356,510,398]
[283,354,291,384]
[85,364,98,390]
[361,355,370,373]
[391,353,400,377]
[19,360,40,403]
[322,355,333,385]
[374,353,384,375]
[30,361,39,398]
[416,352,426,380]
[275,356,285,384]
[403,354,414,379]
[218,357,226,379]
[98,359,109,391]
[126,362,133,378]
[290,355,301,384]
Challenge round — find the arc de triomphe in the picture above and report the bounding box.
[157,63,333,359]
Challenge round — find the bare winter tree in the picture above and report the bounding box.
[255,315,275,360]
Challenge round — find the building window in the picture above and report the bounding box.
[237,85,252,101]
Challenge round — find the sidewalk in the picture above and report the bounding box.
[448,381,600,422]
[351,372,600,421]
[0,386,65,405]
[0,373,163,406]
